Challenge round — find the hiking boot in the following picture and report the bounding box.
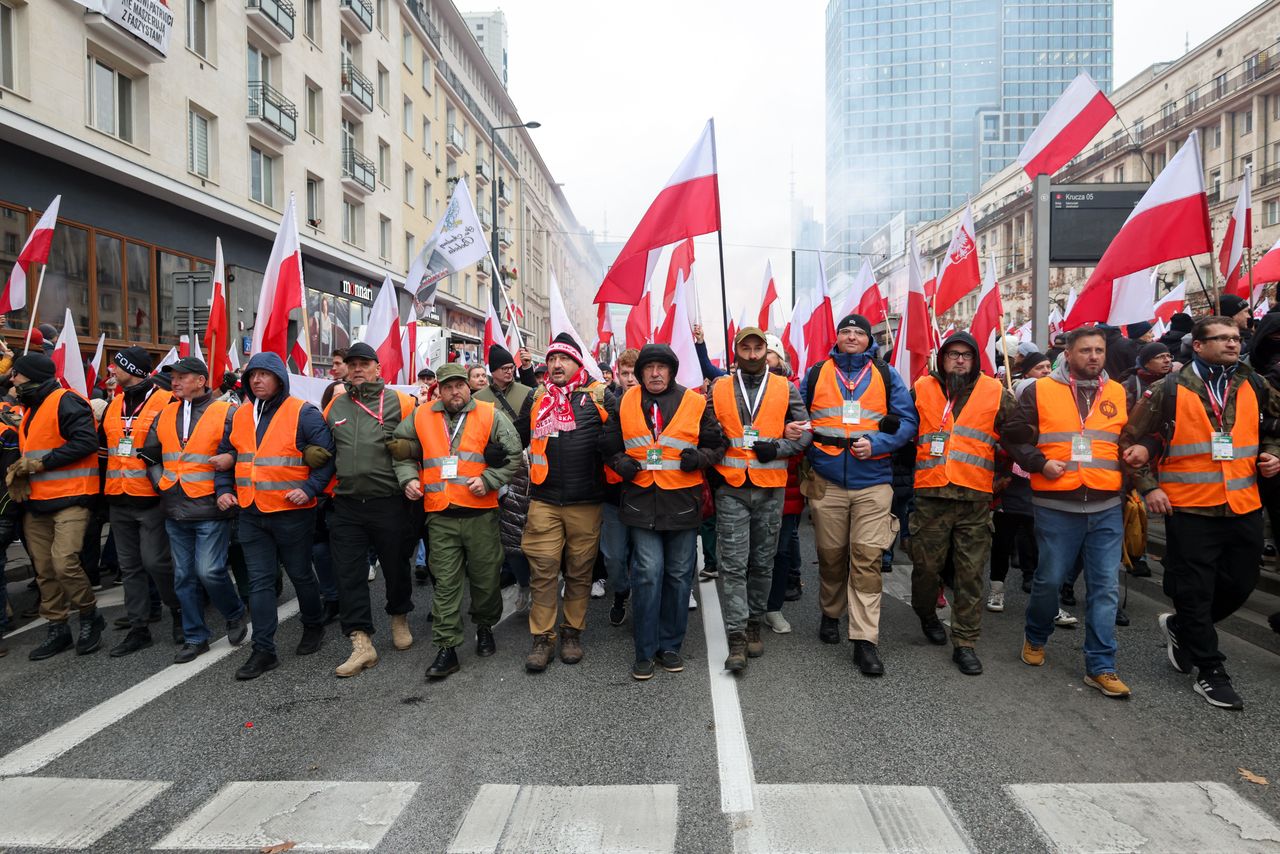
[631,658,655,680]
[609,592,628,626]
[1054,608,1078,628]
[174,641,210,664]
[986,581,1005,612]
[335,630,378,677]
[745,619,764,658]
[226,616,248,647]
[1194,666,1244,710]
[725,631,748,673]
[475,626,496,657]
[656,650,684,672]
[109,627,153,658]
[29,622,73,661]
[390,614,413,650]
[764,610,791,634]
[818,615,840,644]
[952,646,983,676]
[1158,612,1192,674]
[1021,638,1045,666]
[425,646,460,680]
[1084,671,1131,698]
[75,610,105,655]
[525,634,554,672]
[920,615,947,645]
[852,640,884,676]
[295,624,324,656]
[559,627,583,664]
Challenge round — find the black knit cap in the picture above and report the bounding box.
[1218,294,1248,318]
[488,343,515,371]
[1137,341,1170,368]
[12,353,55,384]
[837,313,873,337]
[1168,312,1194,334]
[113,346,152,377]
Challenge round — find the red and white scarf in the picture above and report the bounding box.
[533,367,588,438]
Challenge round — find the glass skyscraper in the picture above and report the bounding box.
[825,0,1112,281]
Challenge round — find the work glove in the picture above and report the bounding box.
[613,457,642,481]
[483,442,508,468]
[752,440,779,463]
[8,457,39,479]
[6,469,29,503]
[0,408,20,429]
[679,447,701,472]
[302,444,333,468]
[384,438,417,461]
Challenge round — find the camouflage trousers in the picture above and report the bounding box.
[909,495,992,648]
[715,485,784,634]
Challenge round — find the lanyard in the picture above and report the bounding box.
[833,362,873,401]
[939,393,957,429]
[121,387,155,435]
[179,400,193,445]
[350,390,385,425]
[445,412,467,453]
[736,372,770,425]
[1067,376,1101,433]
[650,403,664,441]
[1193,364,1227,430]
[253,398,265,429]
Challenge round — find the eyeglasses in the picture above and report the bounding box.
[1200,335,1242,344]
[943,351,975,361]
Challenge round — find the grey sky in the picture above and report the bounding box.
[460,0,1263,332]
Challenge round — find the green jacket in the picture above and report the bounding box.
[476,380,532,425]
[326,381,413,499]
[392,396,522,496]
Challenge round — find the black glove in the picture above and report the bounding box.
[878,414,901,434]
[614,457,642,481]
[752,440,779,463]
[483,442,508,468]
[679,447,701,472]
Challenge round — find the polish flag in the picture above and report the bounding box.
[50,308,87,398]
[228,344,241,372]
[802,252,837,370]
[843,258,888,325]
[890,235,931,383]
[482,299,505,359]
[596,302,613,346]
[933,204,982,316]
[594,121,720,305]
[204,238,230,384]
[550,270,604,382]
[758,260,779,331]
[398,319,417,385]
[1066,130,1212,328]
[250,194,310,372]
[1249,234,1280,287]
[363,274,403,383]
[85,333,106,391]
[1219,164,1253,298]
[783,293,809,375]
[1151,317,1168,339]
[624,286,653,348]
[1016,73,1117,178]
[155,347,179,373]
[1063,287,1078,322]
[1047,305,1064,338]
[663,239,696,315]
[662,260,703,390]
[1153,281,1186,324]
[178,334,204,363]
[3,195,60,314]
[970,257,1005,377]
[1106,267,1158,327]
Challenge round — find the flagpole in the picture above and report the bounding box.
[998,312,1015,392]
[23,266,47,354]
[708,118,732,360]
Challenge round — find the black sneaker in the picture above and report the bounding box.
[174,641,210,664]
[1194,666,1244,710]
[1158,612,1192,674]
[631,659,655,681]
[609,593,628,627]
[1059,584,1076,607]
[295,624,324,656]
[920,616,947,646]
[235,649,280,680]
[29,622,73,661]
[226,617,248,647]
[852,640,884,676]
[655,650,684,672]
[698,567,719,582]
[818,615,840,644]
[414,564,431,584]
[1115,607,1130,627]
[75,610,106,655]
[109,627,153,658]
[952,646,983,676]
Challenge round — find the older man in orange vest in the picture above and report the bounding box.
[1122,315,1280,711]
[909,332,1016,676]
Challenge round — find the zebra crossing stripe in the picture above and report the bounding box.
[0,776,170,849]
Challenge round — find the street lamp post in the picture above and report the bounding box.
[489,121,540,316]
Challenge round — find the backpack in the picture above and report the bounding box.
[1157,369,1269,442]
[802,357,896,413]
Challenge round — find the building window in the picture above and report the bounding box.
[403,97,413,138]
[303,0,319,41]
[402,31,413,68]
[404,232,415,271]
[376,64,389,110]
[379,215,391,260]
[422,117,430,153]
[1213,72,1227,100]
[375,0,387,32]
[1212,124,1222,149]
[423,179,432,217]
[1112,165,1124,183]
[404,165,414,206]
[378,139,390,186]
[422,56,432,91]
[247,42,271,86]
[1266,200,1280,227]
[305,82,322,138]
[1210,169,1222,200]
[187,108,211,178]
[87,57,133,143]
[186,0,209,58]
[0,2,15,90]
[1243,110,1253,136]
[306,175,323,228]
[249,145,276,207]
[342,199,362,246]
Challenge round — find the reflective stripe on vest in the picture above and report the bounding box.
[1158,378,1261,514]
[808,359,889,458]
[103,388,171,497]
[1028,377,1126,493]
[18,388,99,501]
[414,399,498,511]
[157,400,232,498]
[619,386,705,490]
[229,396,316,512]
[913,374,1001,493]
[712,373,789,487]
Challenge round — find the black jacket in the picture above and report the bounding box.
[97,378,164,509]
[515,382,620,506]
[17,378,99,514]
[140,391,238,522]
[1103,327,1140,380]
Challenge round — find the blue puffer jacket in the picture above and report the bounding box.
[799,342,918,490]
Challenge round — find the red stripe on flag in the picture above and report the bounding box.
[1021,91,1116,178]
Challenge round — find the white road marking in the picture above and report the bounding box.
[153,780,417,851]
[0,775,170,849]
[7,586,126,637]
[698,576,757,814]
[1009,781,1280,854]
[733,784,975,854]
[449,783,679,854]
[0,599,300,777]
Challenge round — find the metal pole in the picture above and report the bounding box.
[709,119,732,360]
[790,249,796,308]
[1032,174,1051,347]
[23,266,46,354]
[490,128,501,316]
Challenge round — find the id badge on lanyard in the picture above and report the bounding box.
[116,436,134,457]
[645,448,664,471]
[1071,434,1093,462]
[743,427,760,448]
[842,400,862,424]
[441,456,459,479]
[929,434,946,457]
[1211,432,1234,461]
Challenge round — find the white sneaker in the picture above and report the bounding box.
[515,586,531,614]
[1054,608,1079,628]
[986,581,1005,613]
[764,611,792,634]
[367,563,378,582]
[591,580,606,599]
[688,591,698,611]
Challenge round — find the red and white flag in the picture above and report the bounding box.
[250,194,310,372]
[3,195,60,314]
[890,235,932,383]
[802,252,837,371]
[933,204,982,316]
[1153,281,1186,324]
[1220,164,1253,298]
[482,299,505,360]
[85,333,106,391]
[363,274,404,383]
[398,318,418,385]
[661,259,703,390]
[50,308,87,398]
[550,270,604,382]
[782,294,809,376]
[204,238,230,384]
[843,258,888,325]
[1047,305,1065,338]
[1066,130,1211,328]
[941,323,956,340]
[1063,287,1078,322]
[624,285,653,349]
[970,257,1005,377]
[228,344,241,372]
[758,260,779,332]
[1250,234,1280,289]
[156,346,179,372]
[1016,73,1117,178]
[596,302,613,346]
[663,239,696,315]
[1106,267,1158,327]
[594,121,721,305]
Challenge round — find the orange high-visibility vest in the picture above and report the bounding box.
[620,385,705,490]
[156,400,232,498]
[229,396,316,512]
[913,374,1002,493]
[1158,378,1261,514]
[809,359,889,459]
[527,382,619,485]
[103,388,171,498]
[1029,376,1126,493]
[413,399,499,511]
[712,373,789,487]
[321,388,416,496]
[18,388,99,501]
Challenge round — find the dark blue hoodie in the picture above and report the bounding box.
[799,341,919,489]
[215,352,335,509]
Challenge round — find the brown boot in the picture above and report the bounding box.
[725,631,748,673]
[559,627,584,664]
[746,619,764,658]
[335,631,378,677]
[525,634,554,672]
[390,614,413,650]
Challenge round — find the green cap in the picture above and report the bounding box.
[435,363,468,384]
[735,326,767,346]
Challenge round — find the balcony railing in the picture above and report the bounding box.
[339,0,373,33]
[405,0,440,49]
[246,0,295,40]
[342,146,376,192]
[247,81,298,142]
[446,123,466,155]
[497,179,512,206]
[478,207,493,229]
[498,227,512,247]
[474,161,489,184]
[340,60,374,113]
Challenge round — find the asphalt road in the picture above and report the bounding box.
[2,517,1280,853]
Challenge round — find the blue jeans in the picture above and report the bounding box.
[166,519,245,645]
[600,504,632,596]
[629,527,697,662]
[238,508,324,655]
[1026,504,1122,675]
